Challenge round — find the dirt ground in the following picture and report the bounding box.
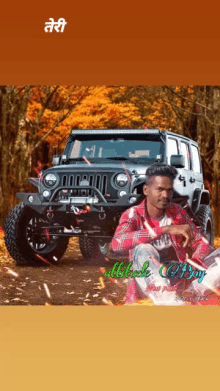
[0,236,128,306]
[1,234,220,306]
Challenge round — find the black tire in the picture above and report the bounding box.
[4,202,69,266]
[79,237,110,263]
[195,205,214,246]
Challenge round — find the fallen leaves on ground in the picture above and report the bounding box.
[1,232,220,306]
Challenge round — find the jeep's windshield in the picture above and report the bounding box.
[68,138,163,162]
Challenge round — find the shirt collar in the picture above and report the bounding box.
[137,198,175,223]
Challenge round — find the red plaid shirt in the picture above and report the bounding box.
[111,199,213,264]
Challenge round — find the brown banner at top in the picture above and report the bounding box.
[1,1,220,83]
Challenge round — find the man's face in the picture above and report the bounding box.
[143,176,174,210]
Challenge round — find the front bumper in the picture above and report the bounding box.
[16,186,143,240]
[16,185,142,215]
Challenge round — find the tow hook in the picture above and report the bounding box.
[47,211,54,220]
[70,206,88,215]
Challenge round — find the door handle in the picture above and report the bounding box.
[178,175,186,181]
[190,177,195,183]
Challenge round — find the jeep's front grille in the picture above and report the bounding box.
[69,175,74,186]
[63,175,67,186]
[61,173,108,196]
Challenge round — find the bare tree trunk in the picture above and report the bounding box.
[0,87,13,225]
[211,88,220,234]
[212,126,220,234]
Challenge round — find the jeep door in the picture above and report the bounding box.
[167,136,185,198]
[178,139,194,205]
[189,143,203,212]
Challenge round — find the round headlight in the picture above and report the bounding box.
[44,173,57,187]
[115,173,128,187]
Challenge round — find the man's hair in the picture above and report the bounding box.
[145,163,178,185]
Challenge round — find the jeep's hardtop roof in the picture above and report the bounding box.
[70,128,198,145]
[165,131,198,145]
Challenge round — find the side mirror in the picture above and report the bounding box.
[170,155,185,168]
[52,155,61,166]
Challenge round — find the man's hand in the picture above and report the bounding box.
[162,224,194,248]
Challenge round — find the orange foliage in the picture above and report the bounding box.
[24,86,142,153]
[18,85,196,155]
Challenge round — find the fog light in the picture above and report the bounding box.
[43,190,51,198]
[129,197,137,204]
[119,191,127,197]
[28,195,34,203]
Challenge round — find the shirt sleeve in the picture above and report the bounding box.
[179,206,213,263]
[111,207,164,253]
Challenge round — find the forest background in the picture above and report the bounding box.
[0,85,219,233]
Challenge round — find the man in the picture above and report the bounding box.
[111,163,220,305]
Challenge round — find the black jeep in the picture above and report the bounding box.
[4,129,214,265]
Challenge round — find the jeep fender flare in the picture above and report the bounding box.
[192,189,210,214]
[132,177,146,193]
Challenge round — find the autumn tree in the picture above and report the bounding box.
[0,85,90,225]
[0,85,143,225]
[1,84,220,234]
